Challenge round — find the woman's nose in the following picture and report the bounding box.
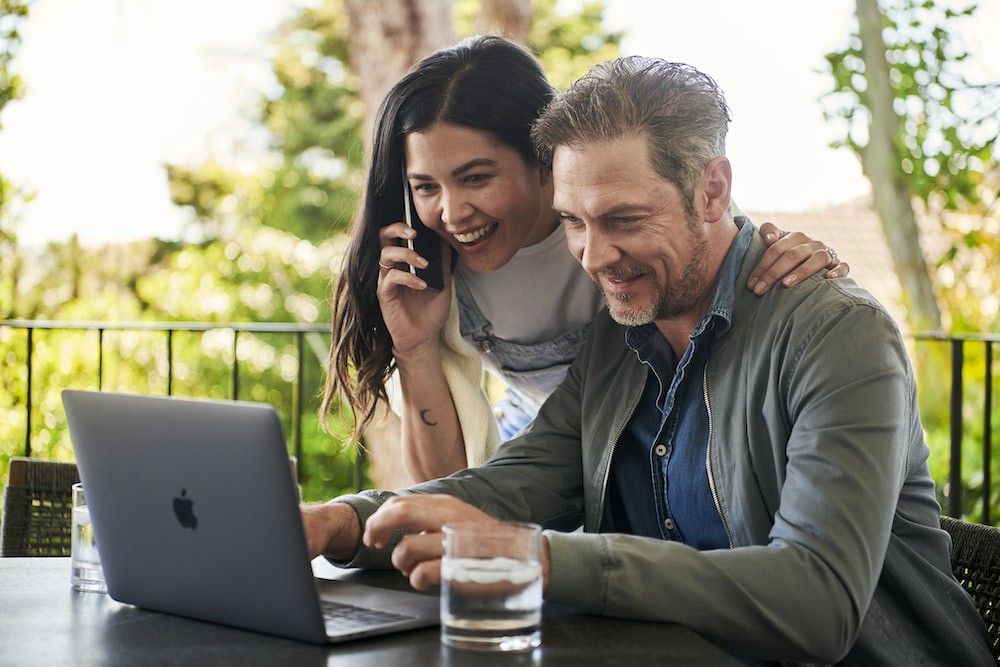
[439,190,474,227]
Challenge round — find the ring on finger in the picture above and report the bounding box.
[378,261,393,270]
[824,246,839,267]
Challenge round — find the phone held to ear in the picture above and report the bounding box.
[401,166,445,291]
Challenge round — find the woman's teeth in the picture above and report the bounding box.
[453,222,497,244]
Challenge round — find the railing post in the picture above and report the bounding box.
[984,341,994,525]
[294,331,304,475]
[24,327,33,458]
[166,329,174,396]
[97,328,104,390]
[231,329,239,400]
[949,339,964,518]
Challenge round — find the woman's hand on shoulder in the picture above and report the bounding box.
[747,222,851,295]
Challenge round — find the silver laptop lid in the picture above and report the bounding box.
[63,389,330,643]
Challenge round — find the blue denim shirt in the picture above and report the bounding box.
[611,222,754,548]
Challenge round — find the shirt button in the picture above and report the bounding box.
[663,518,675,531]
[654,444,667,457]
[479,340,493,354]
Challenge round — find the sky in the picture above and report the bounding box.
[1,0,997,247]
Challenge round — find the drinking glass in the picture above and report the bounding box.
[70,483,106,593]
[441,521,542,651]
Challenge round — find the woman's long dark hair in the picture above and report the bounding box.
[321,35,556,442]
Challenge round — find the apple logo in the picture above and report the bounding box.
[173,488,199,529]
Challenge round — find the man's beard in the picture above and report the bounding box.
[599,227,709,327]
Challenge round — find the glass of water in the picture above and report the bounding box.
[441,521,542,652]
[71,483,106,593]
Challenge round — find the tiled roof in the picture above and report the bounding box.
[746,197,909,328]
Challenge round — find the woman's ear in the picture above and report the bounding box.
[700,156,732,223]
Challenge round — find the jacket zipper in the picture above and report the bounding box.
[595,372,647,532]
[703,362,734,548]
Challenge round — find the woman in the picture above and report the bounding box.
[322,36,848,483]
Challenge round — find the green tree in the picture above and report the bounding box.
[823,0,999,520]
[1,0,31,317]
[0,0,28,120]
[822,0,1000,334]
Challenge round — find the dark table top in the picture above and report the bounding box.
[0,557,739,666]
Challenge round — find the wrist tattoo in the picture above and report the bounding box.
[419,409,438,427]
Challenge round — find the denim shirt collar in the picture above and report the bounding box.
[625,216,754,352]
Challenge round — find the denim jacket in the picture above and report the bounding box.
[336,228,992,666]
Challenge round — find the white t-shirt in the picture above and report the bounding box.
[454,227,605,344]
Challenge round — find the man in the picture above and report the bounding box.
[303,57,992,665]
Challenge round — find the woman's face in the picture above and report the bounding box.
[403,122,557,273]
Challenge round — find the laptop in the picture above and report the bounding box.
[62,389,439,645]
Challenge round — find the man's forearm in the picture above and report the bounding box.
[301,501,361,561]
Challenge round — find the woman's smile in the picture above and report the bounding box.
[452,221,499,246]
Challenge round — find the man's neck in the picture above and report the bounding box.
[654,313,707,360]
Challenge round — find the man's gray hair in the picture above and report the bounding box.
[532,57,731,216]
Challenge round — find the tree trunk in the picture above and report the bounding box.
[855,0,942,333]
[342,0,457,143]
[477,0,532,44]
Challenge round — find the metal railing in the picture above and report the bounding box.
[914,332,998,523]
[0,319,367,491]
[2,321,997,519]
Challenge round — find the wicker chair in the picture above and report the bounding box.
[1,457,80,557]
[941,515,1000,664]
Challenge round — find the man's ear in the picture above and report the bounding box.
[700,156,732,223]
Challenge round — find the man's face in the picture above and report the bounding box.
[551,135,711,327]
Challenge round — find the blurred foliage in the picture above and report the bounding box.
[822,0,1000,333]
[823,1,998,210]
[822,0,999,520]
[0,0,29,121]
[1,0,31,288]
[1,0,619,506]
[918,338,999,523]
[452,0,623,90]
[0,232,352,503]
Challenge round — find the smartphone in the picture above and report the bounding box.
[401,166,444,291]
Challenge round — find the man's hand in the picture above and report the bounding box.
[300,502,361,561]
[364,495,551,593]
